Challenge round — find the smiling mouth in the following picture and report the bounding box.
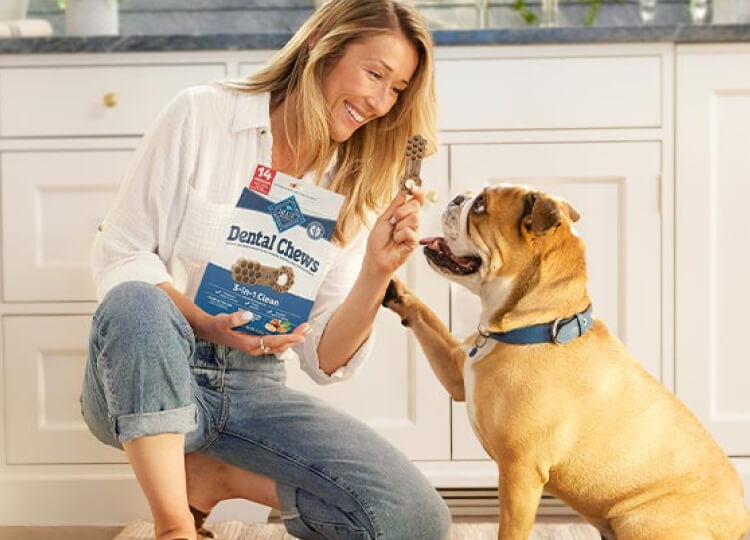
[420,237,482,275]
[345,101,365,124]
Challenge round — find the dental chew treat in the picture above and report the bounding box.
[399,134,426,194]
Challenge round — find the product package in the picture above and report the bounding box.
[195,165,344,335]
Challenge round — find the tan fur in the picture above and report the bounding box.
[384,185,750,540]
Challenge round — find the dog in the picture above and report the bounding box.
[383,184,750,540]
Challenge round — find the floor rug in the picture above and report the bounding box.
[114,520,601,539]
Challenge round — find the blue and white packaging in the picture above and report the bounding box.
[195,165,344,335]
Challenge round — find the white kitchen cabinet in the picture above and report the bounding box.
[3,315,126,464]
[3,42,727,524]
[2,150,130,302]
[675,44,750,457]
[0,63,227,137]
[447,141,663,459]
[436,55,662,131]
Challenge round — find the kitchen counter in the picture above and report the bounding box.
[0,24,749,54]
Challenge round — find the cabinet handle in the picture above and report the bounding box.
[425,191,438,204]
[102,92,118,108]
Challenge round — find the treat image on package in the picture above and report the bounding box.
[231,258,295,293]
[195,165,344,335]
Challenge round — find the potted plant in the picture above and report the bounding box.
[58,0,121,36]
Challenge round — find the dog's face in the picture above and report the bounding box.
[421,184,581,303]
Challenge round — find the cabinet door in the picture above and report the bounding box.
[676,45,750,456]
[3,315,126,464]
[449,142,662,459]
[284,148,452,461]
[2,151,129,302]
[0,64,226,137]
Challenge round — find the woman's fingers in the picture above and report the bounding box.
[393,213,419,235]
[392,225,419,247]
[390,199,422,224]
[213,314,310,355]
[380,190,407,225]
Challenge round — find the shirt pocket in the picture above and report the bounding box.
[173,186,234,266]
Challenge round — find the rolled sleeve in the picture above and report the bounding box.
[289,224,374,385]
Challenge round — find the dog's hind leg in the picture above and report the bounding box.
[497,462,545,540]
[382,277,467,401]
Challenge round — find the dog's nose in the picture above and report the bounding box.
[449,194,467,207]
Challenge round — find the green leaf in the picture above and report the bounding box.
[511,0,537,25]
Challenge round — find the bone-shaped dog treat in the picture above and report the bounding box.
[231,258,295,293]
[399,135,426,194]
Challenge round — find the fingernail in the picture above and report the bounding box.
[241,311,253,321]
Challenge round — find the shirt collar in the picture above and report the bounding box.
[231,90,271,133]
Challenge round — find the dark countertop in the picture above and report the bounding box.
[1,24,749,54]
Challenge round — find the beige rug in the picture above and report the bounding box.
[115,520,601,539]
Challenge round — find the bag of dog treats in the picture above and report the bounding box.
[195,164,344,335]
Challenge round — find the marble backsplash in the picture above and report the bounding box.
[28,0,695,36]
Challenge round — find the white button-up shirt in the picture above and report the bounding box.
[92,84,373,384]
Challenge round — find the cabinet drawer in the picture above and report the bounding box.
[4,315,126,464]
[2,150,129,302]
[436,55,661,130]
[0,63,226,137]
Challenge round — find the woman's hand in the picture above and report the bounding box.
[195,310,310,356]
[364,187,425,279]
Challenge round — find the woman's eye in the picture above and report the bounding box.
[368,70,382,80]
[472,195,487,214]
[392,87,404,96]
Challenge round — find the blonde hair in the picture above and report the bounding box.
[221,0,437,244]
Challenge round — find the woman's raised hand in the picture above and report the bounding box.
[196,310,310,356]
[364,186,425,278]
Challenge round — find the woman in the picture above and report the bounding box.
[81,1,451,539]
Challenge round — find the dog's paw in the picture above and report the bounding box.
[381,277,417,326]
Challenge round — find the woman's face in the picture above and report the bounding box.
[321,31,419,142]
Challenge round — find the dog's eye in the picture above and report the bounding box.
[472,195,487,215]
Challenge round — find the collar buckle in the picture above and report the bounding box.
[551,317,565,345]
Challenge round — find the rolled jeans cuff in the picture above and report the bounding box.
[115,403,197,444]
[277,482,326,540]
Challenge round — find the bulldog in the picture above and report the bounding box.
[383,184,750,540]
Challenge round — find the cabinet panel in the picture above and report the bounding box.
[676,45,750,456]
[2,151,130,302]
[3,315,126,464]
[448,142,662,459]
[436,56,661,131]
[284,147,452,461]
[0,64,226,137]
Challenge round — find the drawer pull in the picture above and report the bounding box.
[102,92,118,108]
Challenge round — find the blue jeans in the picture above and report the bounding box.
[81,282,451,540]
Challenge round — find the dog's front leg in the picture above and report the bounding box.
[382,278,466,401]
[497,462,545,540]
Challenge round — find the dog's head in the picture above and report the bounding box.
[421,184,588,327]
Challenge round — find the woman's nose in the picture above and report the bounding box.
[366,87,392,118]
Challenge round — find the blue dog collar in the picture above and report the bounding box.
[469,305,593,358]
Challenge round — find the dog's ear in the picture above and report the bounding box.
[559,199,580,223]
[523,193,561,236]
[523,193,580,236]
